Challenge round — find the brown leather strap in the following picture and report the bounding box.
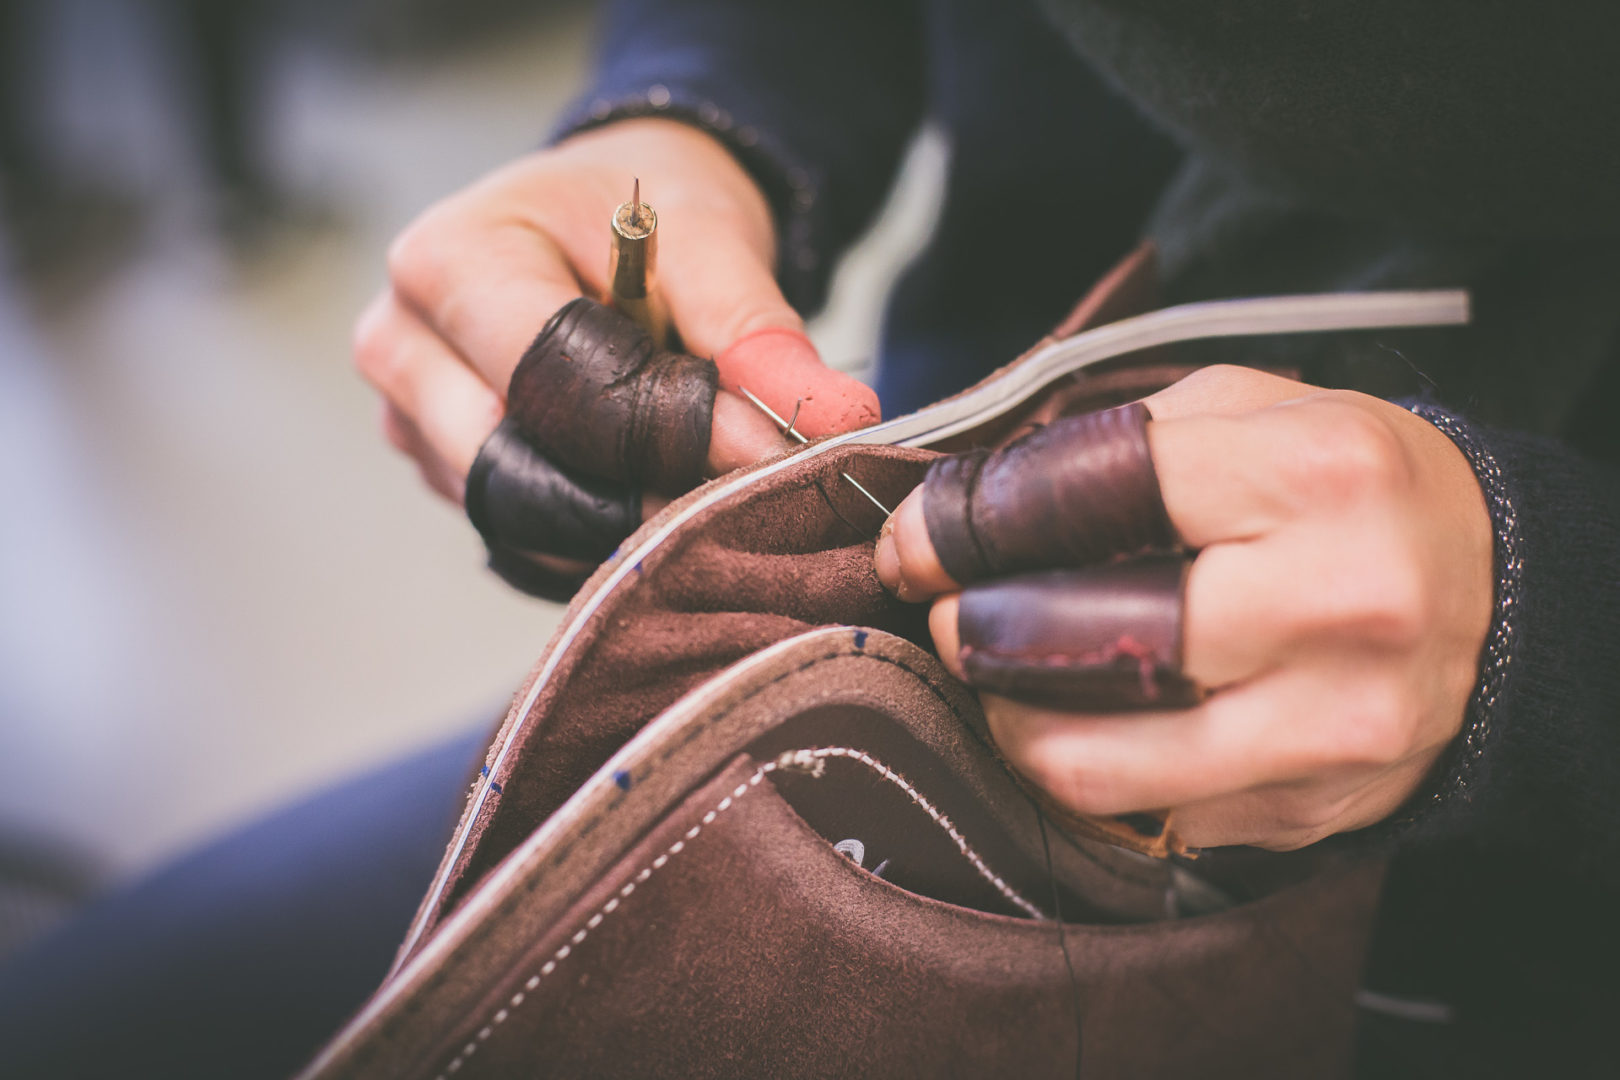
[957,556,1202,711]
[920,402,1176,587]
[506,298,717,494]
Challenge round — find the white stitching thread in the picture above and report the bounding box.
[432,746,1044,1079]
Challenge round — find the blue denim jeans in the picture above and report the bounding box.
[0,728,484,1080]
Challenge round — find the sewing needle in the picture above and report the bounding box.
[737,386,894,517]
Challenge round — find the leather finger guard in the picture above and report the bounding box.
[957,555,1202,711]
[921,401,1176,585]
[467,418,640,575]
[506,298,717,494]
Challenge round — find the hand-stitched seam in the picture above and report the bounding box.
[433,746,1045,1079]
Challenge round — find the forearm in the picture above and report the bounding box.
[551,0,926,312]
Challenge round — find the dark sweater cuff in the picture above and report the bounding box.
[1353,400,1620,883]
[550,88,828,312]
[1365,403,1525,845]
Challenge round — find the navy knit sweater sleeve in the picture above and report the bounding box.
[1401,406,1620,884]
[550,0,926,313]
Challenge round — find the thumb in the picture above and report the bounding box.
[660,231,880,440]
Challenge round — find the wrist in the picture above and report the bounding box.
[1357,402,1522,847]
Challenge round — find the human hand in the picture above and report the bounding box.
[353,117,877,512]
[874,365,1493,851]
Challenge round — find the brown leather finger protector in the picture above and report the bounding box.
[506,298,717,494]
[466,419,640,600]
[921,401,1176,585]
[957,555,1202,711]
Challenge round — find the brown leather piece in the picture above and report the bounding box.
[404,750,1382,1080]
[958,556,1202,711]
[314,628,1381,1080]
[506,298,717,494]
[428,445,932,932]
[922,401,1177,586]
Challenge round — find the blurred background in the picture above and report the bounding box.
[0,0,942,960]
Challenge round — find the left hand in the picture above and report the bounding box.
[873,365,1494,851]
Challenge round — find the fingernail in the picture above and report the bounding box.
[874,519,901,595]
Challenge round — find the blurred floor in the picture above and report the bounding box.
[0,0,941,921]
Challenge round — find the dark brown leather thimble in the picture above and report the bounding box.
[957,555,1201,711]
[506,298,718,494]
[921,401,1175,586]
[466,419,641,563]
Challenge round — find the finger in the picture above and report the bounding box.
[874,487,957,600]
[709,390,798,473]
[1165,756,1433,850]
[659,228,879,438]
[1181,521,1420,688]
[928,594,966,679]
[1149,393,1410,547]
[505,299,719,492]
[387,207,583,395]
[354,292,505,480]
[1139,363,1313,420]
[925,534,1343,695]
[951,558,1199,711]
[380,403,462,504]
[876,402,1171,597]
[466,420,643,563]
[980,661,1413,819]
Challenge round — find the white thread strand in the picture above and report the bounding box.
[432,747,1044,1080]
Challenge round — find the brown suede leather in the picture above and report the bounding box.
[419,752,1377,1080]
[302,626,1381,1080]
[506,298,717,493]
[959,556,1202,710]
[922,402,1176,586]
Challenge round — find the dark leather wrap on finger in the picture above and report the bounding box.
[506,298,717,493]
[921,401,1175,585]
[957,555,1202,711]
[465,419,639,600]
[467,419,641,561]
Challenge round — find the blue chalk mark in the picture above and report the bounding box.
[853,629,868,649]
[613,769,633,791]
[480,765,489,777]
[633,561,644,575]
[489,781,503,795]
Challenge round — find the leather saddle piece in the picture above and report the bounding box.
[303,619,1381,1079]
[300,244,1389,1078]
[300,442,1382,1079]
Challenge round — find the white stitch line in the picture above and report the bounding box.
[805,748,1047,920]
[432,748,1043,1079]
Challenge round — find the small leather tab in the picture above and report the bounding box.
[921,401,1176,585]
[957,555,1201,711]
[506,298,717,494]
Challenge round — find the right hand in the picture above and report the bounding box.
[353,116,878,519]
